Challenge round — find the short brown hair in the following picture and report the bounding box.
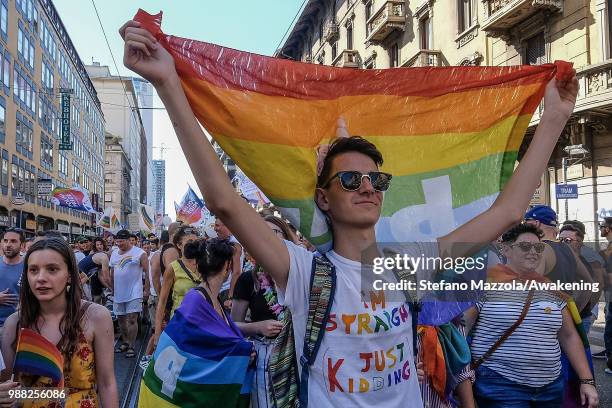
[317,136,383,187]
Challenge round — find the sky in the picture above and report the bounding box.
[53,0,305,218]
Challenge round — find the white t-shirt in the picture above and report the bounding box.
[110,246,145,303]
[148,250,158,297]
[278,241,435,407]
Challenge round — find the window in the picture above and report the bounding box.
[525,32,545,65]
[347,24,353,49]
[1,157,8,188]
[72,163,80,184]
[2,55,8,87]
[17,30,23,56]
[0,104,4,142]
[458,0,475,33]
[18,166,24,192]
[390,43,399,67]
[11,163,16,190]
[365,1,372,35]
[24,169,30,195]
[59,152,68,177]
[0,3,7,37]
[331,41,338,61]
[420,16,432,50]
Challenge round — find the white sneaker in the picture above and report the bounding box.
[605,368,612,375]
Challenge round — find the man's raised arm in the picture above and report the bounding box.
[120,20,290,289]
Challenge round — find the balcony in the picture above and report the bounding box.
[529,60,612,127]
[481,0,563,35]
[402,50,443,68]
[324,22,340,43]
[367,1,406,43]
[333,50,361,68]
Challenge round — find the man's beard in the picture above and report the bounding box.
[3,249,20,259]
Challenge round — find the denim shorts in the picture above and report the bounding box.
[474,365,563,408]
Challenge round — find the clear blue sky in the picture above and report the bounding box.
[53,0,305,217]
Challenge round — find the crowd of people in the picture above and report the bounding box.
[0,207,607,406]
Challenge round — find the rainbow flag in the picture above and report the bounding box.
[139,204,156,233]
[98,206,122,233]
[51,184,96,213]
[175,186,204,225]
[134,10,570,254]
[14,328,64,388]
[139,289,254,407]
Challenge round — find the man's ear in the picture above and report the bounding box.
[315,187,330,212]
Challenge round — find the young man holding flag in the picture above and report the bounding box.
[119,17,597,407]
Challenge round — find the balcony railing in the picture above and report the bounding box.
[367,1,406,43]
[481,0,563,34]
[324,22,340,43]
[402,50,443,68]
[529,60,612,127]
[332,50,361,68]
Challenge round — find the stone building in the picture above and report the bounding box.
[0,0,106,239]
[278,0,612,244]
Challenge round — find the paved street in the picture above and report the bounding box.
[588,304,611,405]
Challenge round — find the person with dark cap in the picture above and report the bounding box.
[109,229,149,358]
[594,217,612,372]
[559,221,605,334]
[524,205,594,312]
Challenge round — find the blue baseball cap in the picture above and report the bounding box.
[524,205,558,227]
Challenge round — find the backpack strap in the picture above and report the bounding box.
[390,264,421,358]
[177,259,201,284]
[298,254,336,407]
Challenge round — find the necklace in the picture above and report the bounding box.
[256,265,285,320]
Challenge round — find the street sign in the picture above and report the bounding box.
[11,192,25,206]
[555,184,578,199]
[37,178,53,197]
[60,92,72,150]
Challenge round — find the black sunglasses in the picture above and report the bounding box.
[322,171,392,192]
[511,242,546,254]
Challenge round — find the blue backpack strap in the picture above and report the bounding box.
[298,254,336,407]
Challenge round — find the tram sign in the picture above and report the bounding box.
[555,184,578,199]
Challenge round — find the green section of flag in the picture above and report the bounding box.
[141,366,250,408]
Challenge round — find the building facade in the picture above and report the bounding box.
[132,77,154,207]
[86,63,147,221]
[278,0,612,244]
[152,159,165,216]
[104,132,131,223]
[0,0,106,239]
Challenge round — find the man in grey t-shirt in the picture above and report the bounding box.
[0,228,24,339]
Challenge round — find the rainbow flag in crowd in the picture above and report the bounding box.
[14,328,64,388]
[98,206,122,233]
[134,10,570,254]
[139,204,156,233]
[175,186,204,225]
[51,185,96,213]
[139,289,254,407]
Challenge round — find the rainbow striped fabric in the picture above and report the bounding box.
[14,328,64,388]
[139,289,253,407]
[134,10,568,251]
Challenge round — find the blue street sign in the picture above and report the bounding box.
[556,184,578,199]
